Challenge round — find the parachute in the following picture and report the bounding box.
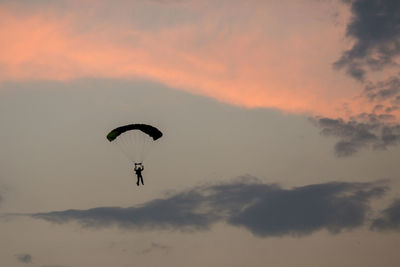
[107,124,163,163]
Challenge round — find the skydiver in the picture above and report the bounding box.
[134,163,144,186]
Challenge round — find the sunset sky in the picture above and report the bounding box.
[1,0,400,266]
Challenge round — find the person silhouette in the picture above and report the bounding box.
[134,163,144,186]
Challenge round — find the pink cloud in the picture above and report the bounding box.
[1,1,392,119]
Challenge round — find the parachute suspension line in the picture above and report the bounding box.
[107,123,163,164]
[140,132,147,162]
[141,134,147,162]
[135,131,142,162]
[127,131,136,162]
[138,133,141,161]
[116,133,132,162]
[130,130,141,163]
[121,130,147,163]
[117,131,139,163]
[139,132,146,163]
[130,130,136,161]
[115,135,126,158]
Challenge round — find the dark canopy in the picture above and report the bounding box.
[107,124,163,142]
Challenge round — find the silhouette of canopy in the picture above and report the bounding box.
[107,124,163,142]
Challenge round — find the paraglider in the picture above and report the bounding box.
[107,123,163,186]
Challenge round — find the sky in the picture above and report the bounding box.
[1,0,400,266]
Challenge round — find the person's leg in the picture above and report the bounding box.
[136,175,140,186]
[140,175,144,185]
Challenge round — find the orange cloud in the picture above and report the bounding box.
[0,1,389,119]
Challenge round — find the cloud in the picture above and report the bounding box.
[140,242,170,254]
[334,0,400,80]
[4,0,400,125]
[0,185,5,207]
[371,199,400,231]
[0,0,357,116]
[33,189,219,231]
[15,253,32,264]
[365,76,400,102]
[32,178,387,237]
[222,180,386,236]
[313,116,400,156]
[312,76,400,156]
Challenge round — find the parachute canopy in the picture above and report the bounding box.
[107,124,163,142]
[107,123,163,163]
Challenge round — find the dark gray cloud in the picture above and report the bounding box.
[371,198,400,231]
[312,116,400,156]
[33,188,217,231]
[335,0,400,80]
[0,186,5,207]
[32,178,387,237]
[15,253,32,264]
[313,76,400,156]
[140,242,170,254]
[364,76,400,102]
[223,180,386,236]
